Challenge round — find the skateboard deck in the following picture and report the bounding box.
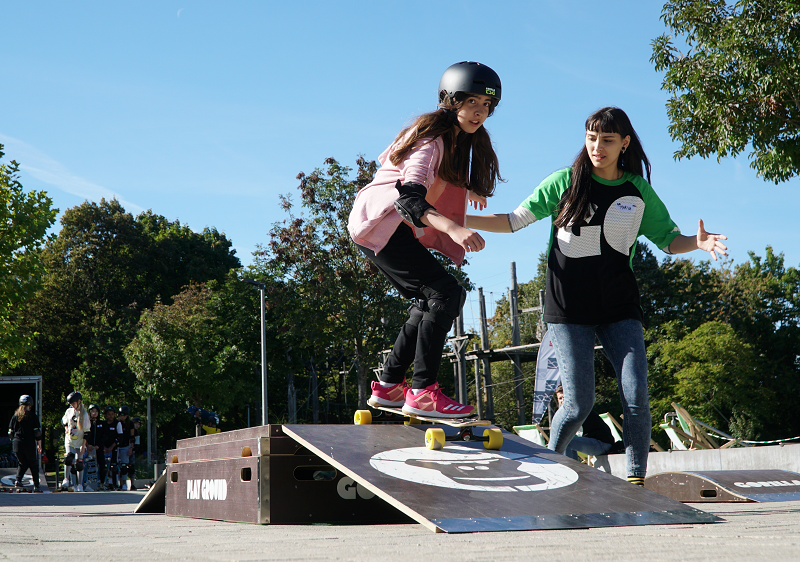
[84,451,99,491]
[366,402,491,427]
[356,403,503,450]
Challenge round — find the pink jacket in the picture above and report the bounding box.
[348,135,468,266]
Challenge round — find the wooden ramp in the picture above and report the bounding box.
[134,470,166,513]
[646,470,800,503]
[282,424,721,533]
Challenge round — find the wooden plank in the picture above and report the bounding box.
[282,424,721,533]
[168,425,306,463]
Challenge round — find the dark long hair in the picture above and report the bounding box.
[388,94,502,198]
[554,107,651,229]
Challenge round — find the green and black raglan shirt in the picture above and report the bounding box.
[510,168,681,325]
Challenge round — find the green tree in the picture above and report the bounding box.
[651,1,800,182]
[125,283,252,424]
[253,156,411,413]
[650,320,762,440]
[0,145,57,369]
[13,199,240,428]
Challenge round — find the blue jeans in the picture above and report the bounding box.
[547,319,650,478]
[565,436,613,461]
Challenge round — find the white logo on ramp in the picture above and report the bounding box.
[370,445,578,492]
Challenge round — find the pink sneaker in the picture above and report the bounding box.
[402,383,474,419]
[367,380,407,408]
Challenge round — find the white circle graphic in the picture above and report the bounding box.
[370,445,579,492]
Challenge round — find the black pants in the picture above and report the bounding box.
[12,441,39,487]
[357,224,463,389]
[95,448,107,484]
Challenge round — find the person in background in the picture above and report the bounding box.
[128,416,142,491]
[102,405,118,490]
[8,395,43,492]
[553,385,622,460]
[115,406,135,490]
[61,391,90,492]
[83,404,105,491]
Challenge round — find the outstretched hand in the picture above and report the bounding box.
[469,193,487,211]
[697,219,728,261]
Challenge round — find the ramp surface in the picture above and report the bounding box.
[282,424,721,533]
[134,470,166,513]
[646,470,800,503]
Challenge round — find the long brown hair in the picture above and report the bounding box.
[15,404,27,422]
[388,94,503,198]
[554,107,651,229]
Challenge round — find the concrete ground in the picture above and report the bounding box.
[1,492,799,561]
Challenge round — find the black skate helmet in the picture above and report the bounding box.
[438,61,502,110]
[132,417,141,424]
[88,404,100,412]
[19,395,33,406]
[118,405,130,416]
[66,391,82,404]
[104,405,115,414]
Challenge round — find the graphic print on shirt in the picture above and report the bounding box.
[604,195,646,255]
[556,196,645,259]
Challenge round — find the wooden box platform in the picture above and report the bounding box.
[165,425,408,525]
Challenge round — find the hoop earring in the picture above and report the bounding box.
[621,146,627,154]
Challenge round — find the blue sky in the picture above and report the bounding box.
[4,1,798,331]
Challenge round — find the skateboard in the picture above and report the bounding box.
[354,403,503,451]
[84,451,99,491]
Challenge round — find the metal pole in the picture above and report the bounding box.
[243,279,269,426]
[510,262,525,425]
[259,284,268,426]
[478,287,494,418]
[146,395,151,465]
[473,344,482,419]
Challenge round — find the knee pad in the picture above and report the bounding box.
[422,284,466,331]
[64,453,75,466]
[75,461,84,472]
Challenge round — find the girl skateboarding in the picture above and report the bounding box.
[349,61,503,419]
[466,106,728,483]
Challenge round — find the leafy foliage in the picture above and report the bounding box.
[0,145,57,369]
[252,156,411,412]
[651,1,800,182]
[12,199,240,430]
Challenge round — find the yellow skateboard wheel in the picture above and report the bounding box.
[483,428,503,450]
[354,410,372,425]
[425,428,446,450]
[405,416,421,425]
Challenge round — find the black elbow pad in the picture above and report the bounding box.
[393,180,435,228]
[34,429,42,440]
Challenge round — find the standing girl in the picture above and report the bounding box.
[8,395,43,492]
[349,61,503,418]
[467,107,727,483]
